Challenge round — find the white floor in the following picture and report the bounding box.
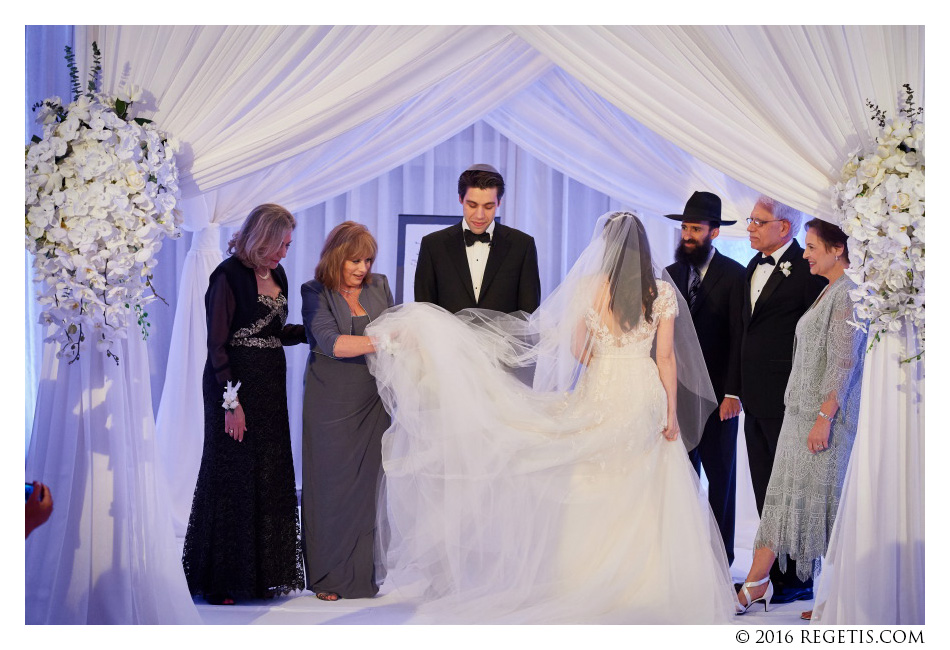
[193,580,814,626]
[194,415,814,625]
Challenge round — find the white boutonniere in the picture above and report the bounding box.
[779,261,792,277]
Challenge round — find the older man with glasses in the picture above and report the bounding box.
[739,196,826,605]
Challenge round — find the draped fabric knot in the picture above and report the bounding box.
[191,224,223,253]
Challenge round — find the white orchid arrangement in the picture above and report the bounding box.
[832,84,924,361]
[25,43,181,364]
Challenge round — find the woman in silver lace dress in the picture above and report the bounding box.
[736,219,866,618]
[182,204,307,605]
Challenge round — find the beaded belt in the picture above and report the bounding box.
[231,336,281,349]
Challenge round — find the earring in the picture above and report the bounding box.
[835,255,840,261]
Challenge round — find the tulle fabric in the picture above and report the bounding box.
[365,212,735,623]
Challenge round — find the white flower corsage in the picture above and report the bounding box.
[222,380,242,412]
[779,261,792,277]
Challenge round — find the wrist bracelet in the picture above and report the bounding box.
[818,409,833,421]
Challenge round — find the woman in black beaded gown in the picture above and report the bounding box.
[182,204,307,605]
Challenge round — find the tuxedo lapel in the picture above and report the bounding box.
[751,240,802,321]
[446,225,477,305]
[753,268,783,314]
[743,257,757,324]
[478,223,509,302]
[691,252,725,315]
[669,261,689,298]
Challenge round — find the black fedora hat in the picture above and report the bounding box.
[664,191,735,226]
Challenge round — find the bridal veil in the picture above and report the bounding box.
[365,212,732,623]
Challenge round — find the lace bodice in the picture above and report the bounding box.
[784,275,865,417]
[584,281,678,358]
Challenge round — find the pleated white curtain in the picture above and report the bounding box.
[25,331,200,624]
[79,25,925,224]
[812,325,925,625]
[89,25,531,193]
[512,25,925,220]
[484,68,761,234]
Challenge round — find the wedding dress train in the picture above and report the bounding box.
[367,275,737,624]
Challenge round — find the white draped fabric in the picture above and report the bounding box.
[153,225,224,534]
[812,325,925,625]
[25,330,200,624]
[512,25,925,219]
[24,25,924,624]
[483,68,760,233]
[88,26,537,193]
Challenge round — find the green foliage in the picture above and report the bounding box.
[64,45,80,101]
[86,41,102,98]
[900,83,924,125]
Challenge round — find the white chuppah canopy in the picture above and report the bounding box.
[25,25,923,624]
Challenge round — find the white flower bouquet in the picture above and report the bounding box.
[833,84,924,360]
[25,43,181,363]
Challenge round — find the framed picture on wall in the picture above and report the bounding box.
[396,214,457,305]
[396,214,505,304]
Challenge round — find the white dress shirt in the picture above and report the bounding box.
[462,219,495,301]
[750,238,793,312]
[694,246,716,281]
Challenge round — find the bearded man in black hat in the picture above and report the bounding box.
[414,164,541,314]
[664,191,746,566]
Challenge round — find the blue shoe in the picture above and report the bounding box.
[770,587,813,604]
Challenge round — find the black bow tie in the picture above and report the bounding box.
[757,255,776,266]
[464,230,491,247]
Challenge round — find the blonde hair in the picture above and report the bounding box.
[315,221,378,291]
[228,204,296,269]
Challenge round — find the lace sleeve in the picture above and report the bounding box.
[653,281,679,321]
[818,284,866,405]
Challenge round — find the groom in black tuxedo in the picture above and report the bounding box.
[414,164,541,314]
[741,195,826,603]
[664,191,745,567]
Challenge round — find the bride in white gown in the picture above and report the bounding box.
[366,212,738,623]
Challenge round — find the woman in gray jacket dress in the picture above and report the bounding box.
[300,221,393,601]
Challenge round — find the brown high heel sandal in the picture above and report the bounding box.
[316,591,340,601]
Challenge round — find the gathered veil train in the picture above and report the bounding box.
[366,212,738,623]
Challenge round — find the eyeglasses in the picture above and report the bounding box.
[746,217,788,227]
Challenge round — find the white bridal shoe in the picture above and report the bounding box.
[735,576,773,615]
